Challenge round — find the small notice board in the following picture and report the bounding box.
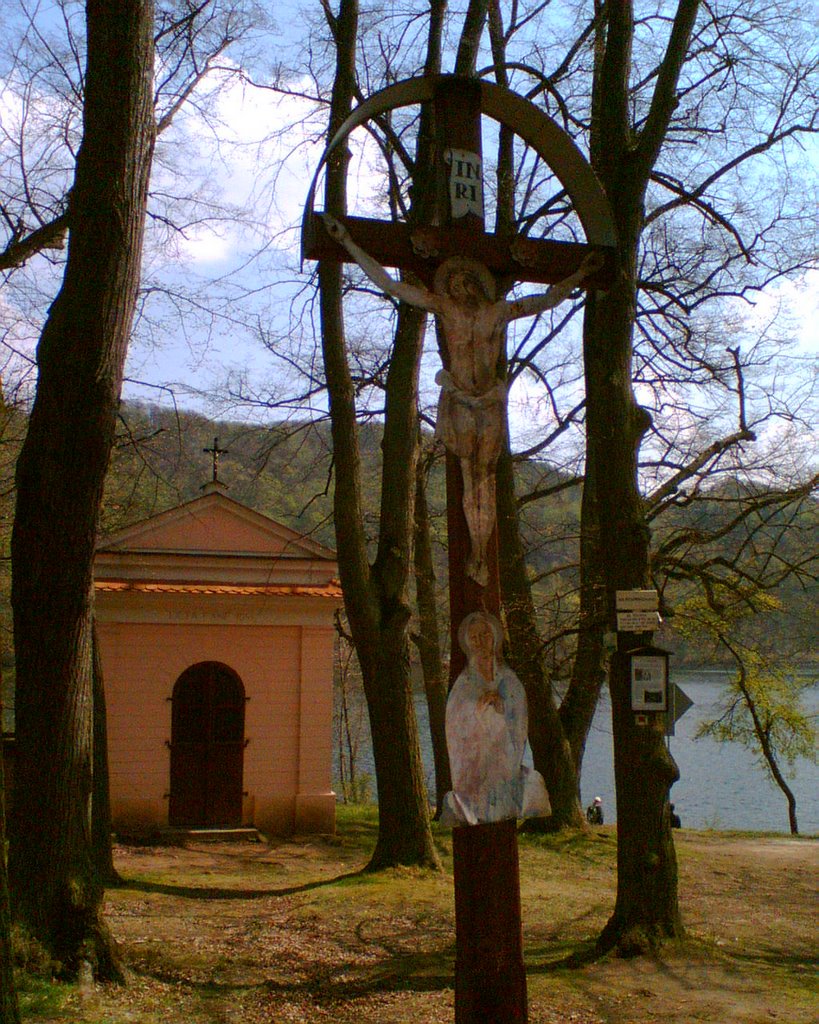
[629,645,670,711]
[616,589,660,633]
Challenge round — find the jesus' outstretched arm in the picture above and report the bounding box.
[321,213,441,313]
[503,249,605,322]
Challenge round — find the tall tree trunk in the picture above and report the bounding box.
[586,199,684,956]
[9,0,155,978]
[587,0,700,954]
[558,455,608,785]
[364,297,439,870]
[318,0,439,870]
[412,450,450,817]
[585,232,682,954]
[487,0,586,830]
[0,663,21,1024]
[496,437,586,830]
[320,265,439,868]
[559,634,607,787]
[92,623,119,885]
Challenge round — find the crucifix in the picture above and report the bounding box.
[203,437,228,484]
[321,215,601,588]
[304,75,613,1024]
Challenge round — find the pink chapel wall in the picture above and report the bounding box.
[94,489,341,837]
[96,610,337,836]
[129,503,285,554]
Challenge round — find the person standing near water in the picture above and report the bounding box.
[586,796,603,825]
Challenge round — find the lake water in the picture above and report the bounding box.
[334,670,818,834]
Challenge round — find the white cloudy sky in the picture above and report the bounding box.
[128,67,817,457]
[2,39,815,442]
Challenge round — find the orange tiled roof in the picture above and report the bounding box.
[95,580,343,599]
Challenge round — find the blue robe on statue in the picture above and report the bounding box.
[441,660,550,827]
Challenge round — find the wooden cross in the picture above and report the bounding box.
[305,76,611,658]
[306,76,612,1024]
[203,437,229,484]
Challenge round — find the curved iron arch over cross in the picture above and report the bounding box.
[302,72,617,282]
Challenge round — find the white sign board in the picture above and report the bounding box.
[446,148,484,219]
[631,654,668,711]
[616,590,659,631]
[617,610,660,632]
[616,589,659,611]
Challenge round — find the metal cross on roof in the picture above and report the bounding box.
[203,437,229,483]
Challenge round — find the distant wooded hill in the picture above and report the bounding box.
[103,402,816,670]
[0,400,815,672]
[103,400,582,578]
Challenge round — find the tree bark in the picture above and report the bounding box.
[585,255,683,952]
[412,450,451,817]
[585,218,684,955]
[486,0,586,833]
[557,423,609,785]
[586,0,700,954]
[320,274,439,868]
[92,623,120,885]
[559,630,607,787]
[318,0,439,870]
[764,745,799,836]
[0,664,21,1024]
[496,438,586,830]
[9,0,155,979]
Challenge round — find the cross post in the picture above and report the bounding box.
[305,75,612,1024]
[430,77,525,1024]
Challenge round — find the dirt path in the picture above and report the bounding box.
[18,821,817,1023]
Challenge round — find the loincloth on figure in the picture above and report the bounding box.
[434,369,506,461]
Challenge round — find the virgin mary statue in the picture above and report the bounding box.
[441,611,550,827]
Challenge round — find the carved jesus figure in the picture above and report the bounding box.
[322,213,603,585]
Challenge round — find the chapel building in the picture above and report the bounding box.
[93,480,341,836]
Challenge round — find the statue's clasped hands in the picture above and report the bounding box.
[477,689,504,714]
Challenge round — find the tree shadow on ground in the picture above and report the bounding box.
[722,948,817,971]
[119,868,367,901]
[523,903,612,971]
[526,941,604,971]
[127,942,457,1000]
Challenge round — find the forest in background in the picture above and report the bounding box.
[2,396,812,686]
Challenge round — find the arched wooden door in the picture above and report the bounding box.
[168,662,245,827]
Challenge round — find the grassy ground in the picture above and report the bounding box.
[14,806,818,1023]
